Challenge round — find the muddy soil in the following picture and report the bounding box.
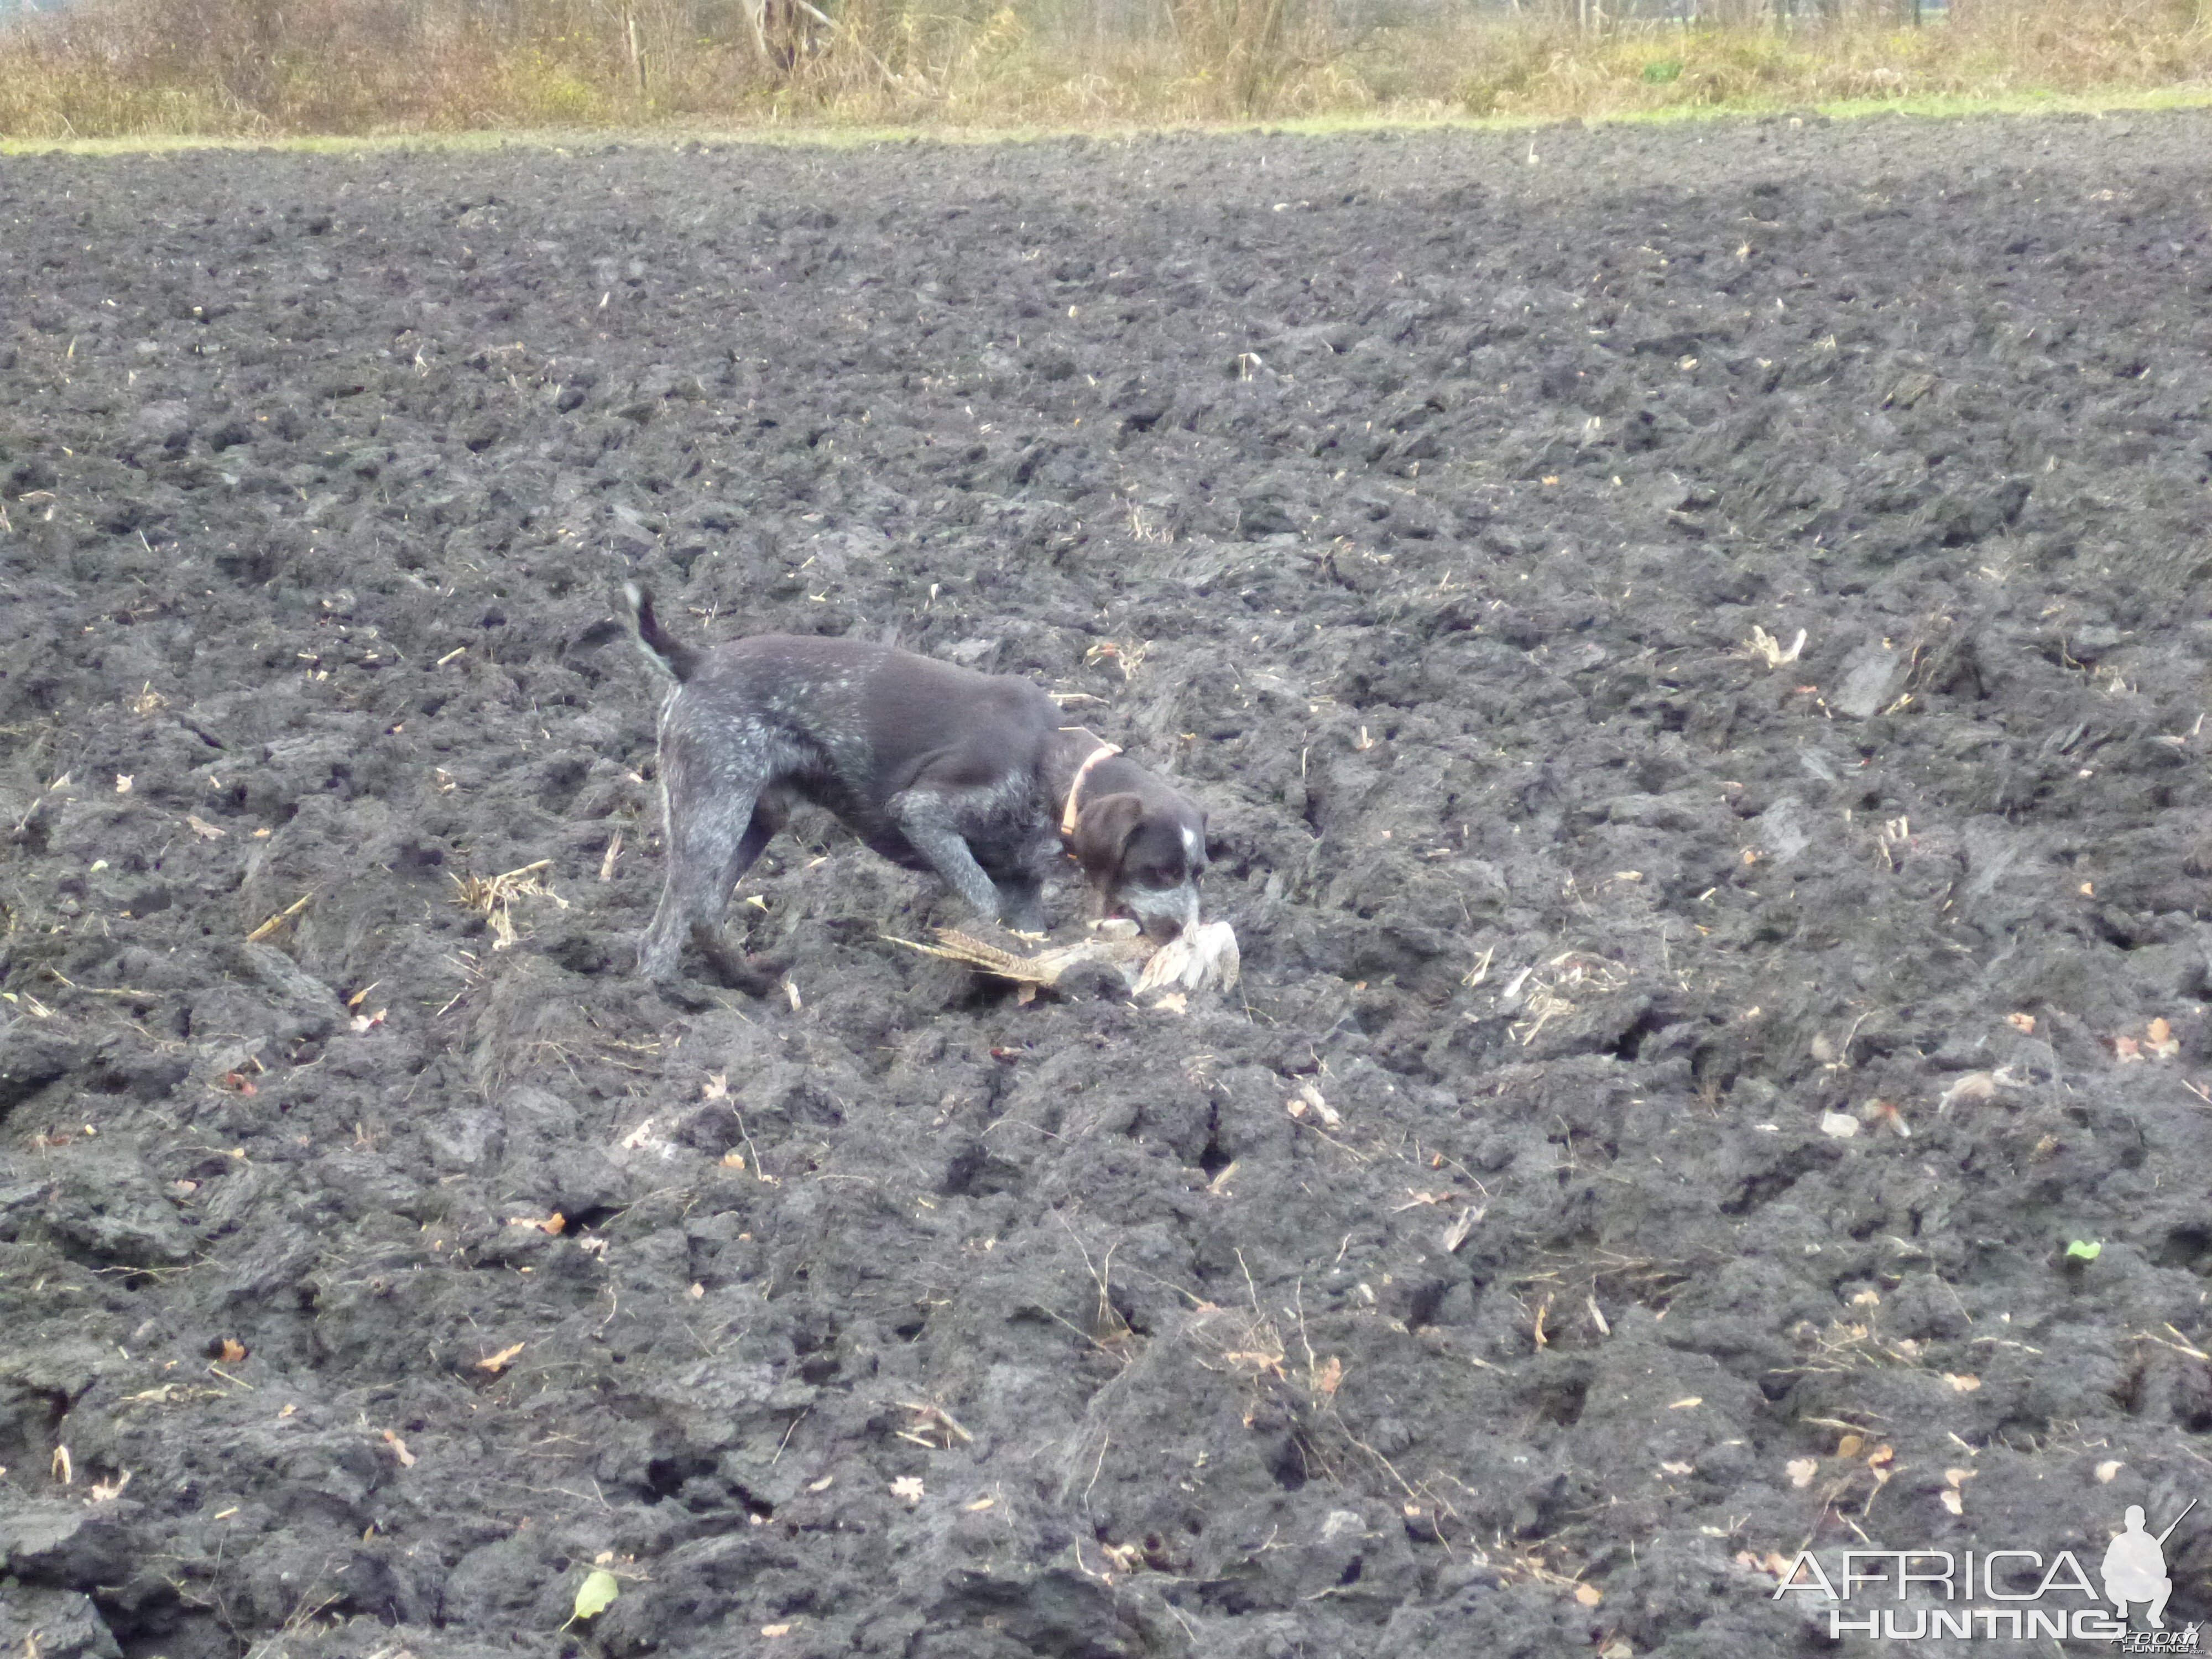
[3,112,2211,1659]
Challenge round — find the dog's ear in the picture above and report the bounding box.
[1069,792,1146,881]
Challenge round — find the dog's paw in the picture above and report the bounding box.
[653,977,723,1013]
[739,951,792,993]
[703,945,789,998]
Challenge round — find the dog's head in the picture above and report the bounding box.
[1067,789,1209,942]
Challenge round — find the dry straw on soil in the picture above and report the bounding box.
[2,0,2211,137]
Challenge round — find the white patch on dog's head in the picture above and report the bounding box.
[1182,826,1201,864]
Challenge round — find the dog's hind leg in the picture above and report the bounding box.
[640,781,782,995]
[692,809,790,995]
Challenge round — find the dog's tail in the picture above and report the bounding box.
[620,581,702,683]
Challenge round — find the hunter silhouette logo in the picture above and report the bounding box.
[2104,1502,2194,1631]
[1771,1497,2201,1646]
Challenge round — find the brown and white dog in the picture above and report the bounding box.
[621,583,1208,993]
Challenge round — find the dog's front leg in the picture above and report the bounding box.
[994,872,1047,936]
[886,790,1006,926]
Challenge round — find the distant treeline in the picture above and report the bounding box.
[1,0,2206,137]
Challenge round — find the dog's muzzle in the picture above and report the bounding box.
[1120,882,1203,943]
